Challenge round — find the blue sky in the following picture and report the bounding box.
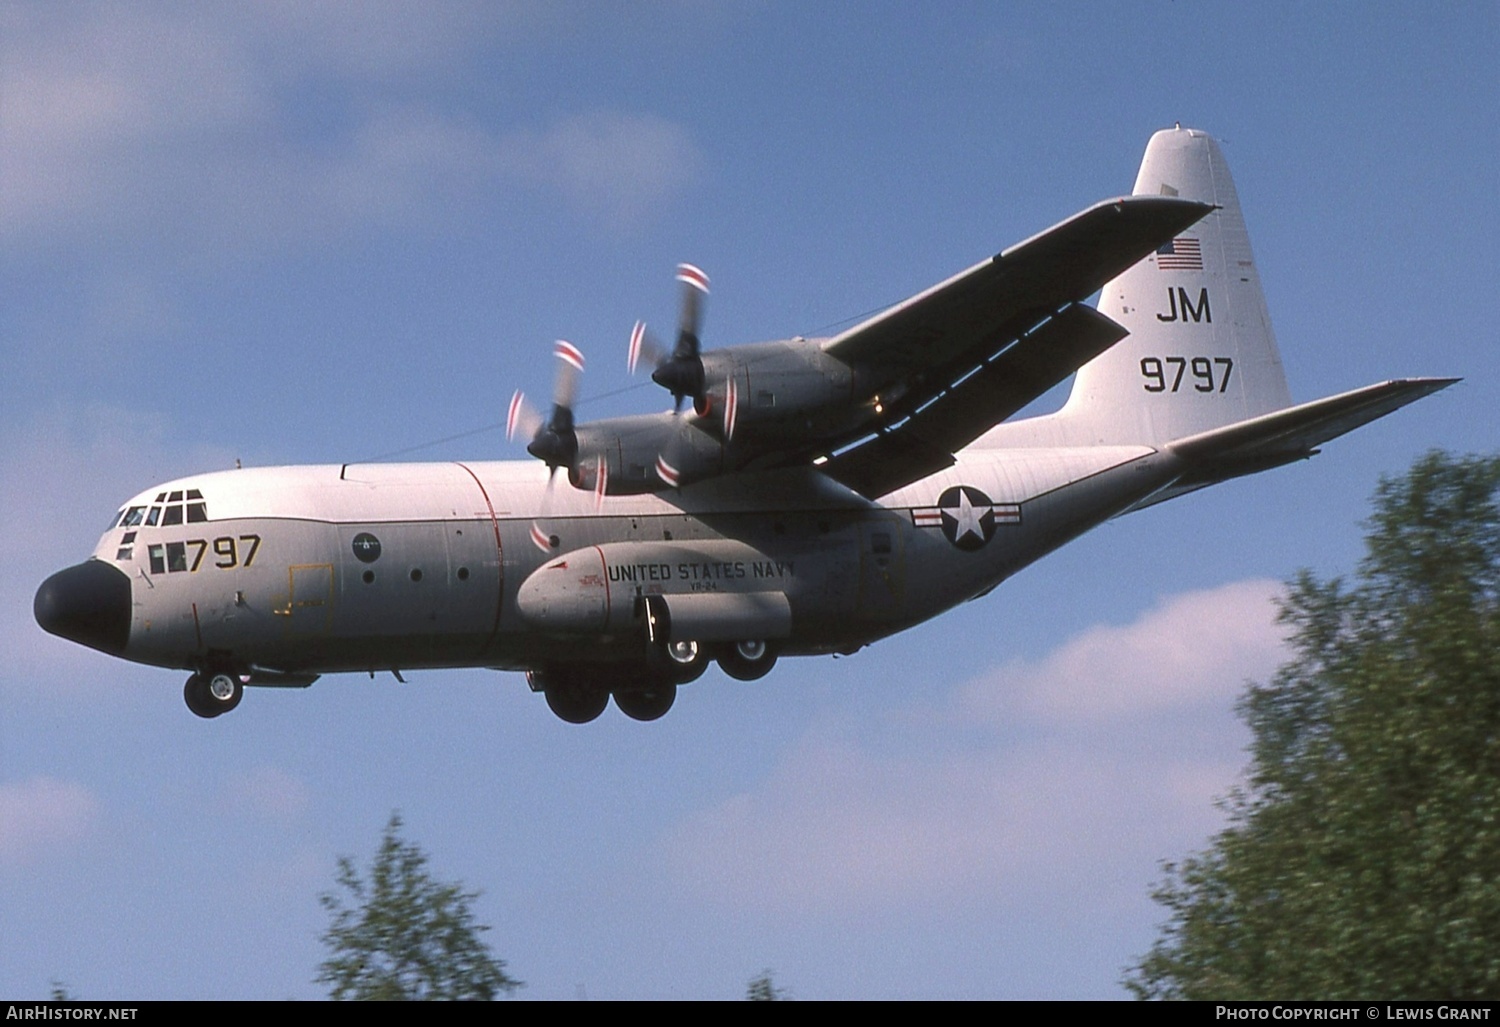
[2,2,1494,1000]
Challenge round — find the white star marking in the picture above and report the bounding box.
[950,489,986,542]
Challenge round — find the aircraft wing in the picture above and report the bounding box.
[824,195,1212,377]
[822,303,1128,496]
[819,195,1214,498]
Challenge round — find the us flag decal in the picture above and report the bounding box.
[1156,237,1203,271]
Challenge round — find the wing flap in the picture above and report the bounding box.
[824,303,1129,497]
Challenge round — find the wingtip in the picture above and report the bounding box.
[1389,375,1462,391]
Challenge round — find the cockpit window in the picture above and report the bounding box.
[133,490,210,526]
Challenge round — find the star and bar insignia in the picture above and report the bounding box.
[910,485,1020,550]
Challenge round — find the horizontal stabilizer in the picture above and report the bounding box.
[1171,378,1459,461]
[1131,378,1460,508]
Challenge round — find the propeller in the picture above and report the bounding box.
[508,341,585,472]
[629,263,710,413]
[507,341,588,551]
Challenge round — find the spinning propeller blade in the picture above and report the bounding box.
[528,464,569,552]
[723,374,738,443]
[631,263,711,412]
[506,390,543,442]
[509,342,593,550]
[524,341,584,471]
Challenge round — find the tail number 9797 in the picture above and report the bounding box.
[1141,356,1234,394]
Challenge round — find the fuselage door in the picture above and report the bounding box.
[282,563,334,635]
[857,515,906,620]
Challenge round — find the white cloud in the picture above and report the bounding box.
[503,112,707,230]
[663,580,1289,917]
[963,578,1287,724]
[0,777,99,866]
[0,5,703,250]
[0,4,265,237]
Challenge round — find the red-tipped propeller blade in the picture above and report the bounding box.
[530,466,562,552]
[723,375,738,443]
[506,390,543,442]
[675,263,710,295]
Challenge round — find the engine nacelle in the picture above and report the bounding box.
[564,337,868,495]
[569,414,725,495]
[516,539,793,642]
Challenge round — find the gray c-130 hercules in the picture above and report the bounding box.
[35,128,1455,723]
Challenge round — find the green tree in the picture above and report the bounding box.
[317,813,522,1000]
[1126,452,1500,999]
[747,968,789,1001]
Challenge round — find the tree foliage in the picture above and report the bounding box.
[1127,452,1500,999]
[747,969,789,1001]
[317,813,521,1000]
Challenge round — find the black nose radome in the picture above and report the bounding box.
[35,560,132,657]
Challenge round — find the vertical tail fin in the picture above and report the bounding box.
[1056,127,1292,445]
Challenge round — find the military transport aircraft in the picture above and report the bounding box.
[35,127,1455,723]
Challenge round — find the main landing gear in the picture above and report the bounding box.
[184,671,243,719]
[533,636,779,724]
[531,661,681,724]
[612,681,677,722]
[648,638,710,684]
[717,639,777,681]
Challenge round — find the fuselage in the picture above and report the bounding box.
[39,444,1174,681]
[30,127,1451,724]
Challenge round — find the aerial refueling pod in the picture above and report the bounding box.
[516,539,793,642]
